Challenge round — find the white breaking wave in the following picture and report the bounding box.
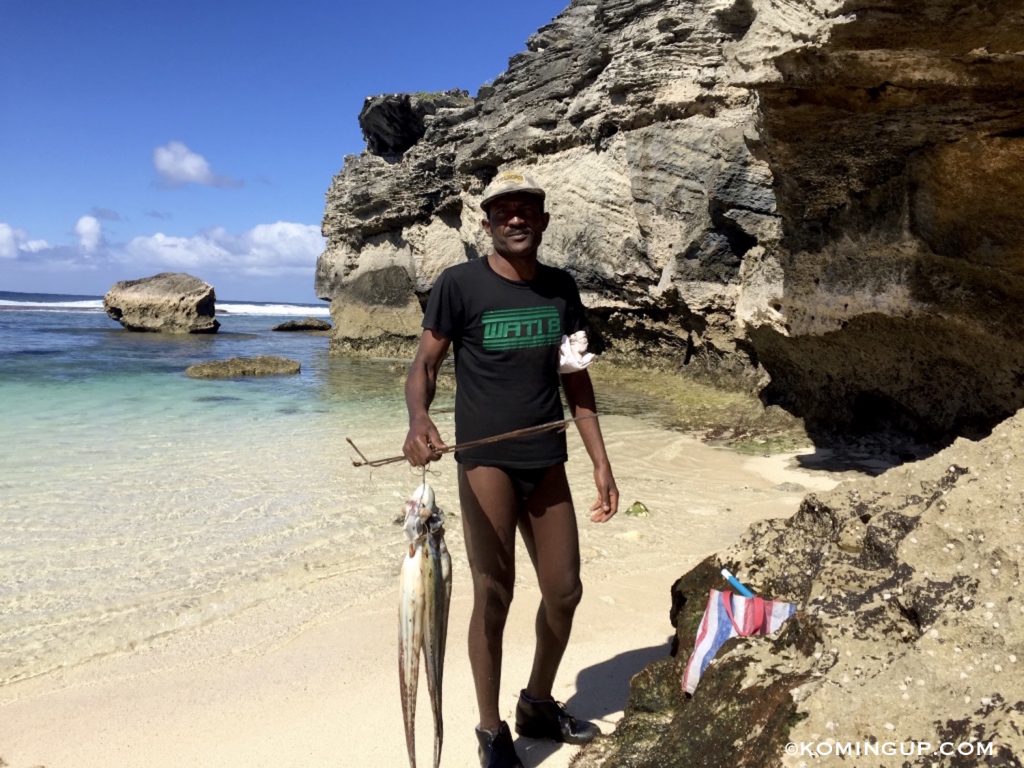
[0,299,105,311]
[217,303,330,317]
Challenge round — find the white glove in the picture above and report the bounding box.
[557,330,595,373]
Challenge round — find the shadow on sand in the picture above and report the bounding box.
[514,640,673,766]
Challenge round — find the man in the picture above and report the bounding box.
[403,169,619,768]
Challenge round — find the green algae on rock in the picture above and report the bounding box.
[185,356,300,378]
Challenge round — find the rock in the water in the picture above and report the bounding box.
[104,272,219,334]
[185,356,300,378]
[271,317,332,332]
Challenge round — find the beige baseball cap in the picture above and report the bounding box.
[480,169,546,211]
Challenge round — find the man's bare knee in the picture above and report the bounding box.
[543,578,582,618]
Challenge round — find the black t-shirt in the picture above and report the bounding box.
[423,257,587,468]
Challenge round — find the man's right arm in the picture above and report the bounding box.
[403,329,452,466]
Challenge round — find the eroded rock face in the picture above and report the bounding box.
[747,1,1024,445]
[318,0,1024,448]
[104,273,219,334]
[574,411,1024,768]
[319,0,781,363]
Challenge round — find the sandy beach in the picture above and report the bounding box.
[0,417,845,768]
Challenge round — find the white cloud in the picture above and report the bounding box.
[153,141,240,187]
[21,239,50,253]
[123,222,324,277]
[242,222,328,274]
[124,231,230,269]
[2,217,323,282]
[0,223,16,259]
[0,222,51,259]
[153,141,212,184]
[75,215,103,253]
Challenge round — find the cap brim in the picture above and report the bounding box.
[480,188,546,211]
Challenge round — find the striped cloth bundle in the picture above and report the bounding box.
[682,589,796,695]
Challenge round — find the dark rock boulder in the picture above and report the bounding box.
[185,356,300,378]
[359,90,474,156]
[271,318,332,332]
[104,272,219,334]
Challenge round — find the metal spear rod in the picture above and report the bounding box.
[346,414,598,468]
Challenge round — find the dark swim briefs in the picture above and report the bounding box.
[461,463,566,504]
[502,465,556,502]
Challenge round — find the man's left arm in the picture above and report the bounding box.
[562,370,619,522]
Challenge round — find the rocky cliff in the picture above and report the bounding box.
[317,0,1024,447]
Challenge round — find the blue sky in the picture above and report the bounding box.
[0,0,569,302]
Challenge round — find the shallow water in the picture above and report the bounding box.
[0,295,437,685]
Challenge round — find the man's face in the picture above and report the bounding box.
[482,192,549,258]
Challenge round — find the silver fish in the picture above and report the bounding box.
[399,482,452,768]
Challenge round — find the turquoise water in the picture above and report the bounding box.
[0,293,445,686]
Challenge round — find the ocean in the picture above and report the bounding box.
[0,291,450,687]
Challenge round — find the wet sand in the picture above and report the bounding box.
[0,415,847,768]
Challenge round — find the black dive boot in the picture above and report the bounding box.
[515,690,600,745]
[476,721,524,768]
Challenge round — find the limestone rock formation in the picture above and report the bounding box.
[359,90,474,156]
[573,411,1024,767]
[271,318,332,332]
[318,0,1024,448]
[745,1,1024,448]
[184,356,300,378]
[104,273,219,334]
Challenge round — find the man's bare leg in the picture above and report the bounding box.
[517,464,581,700]
[458,464,520,732]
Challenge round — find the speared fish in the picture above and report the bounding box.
[399,482,452,768]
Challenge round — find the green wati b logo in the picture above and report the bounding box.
[482,306,561,350]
